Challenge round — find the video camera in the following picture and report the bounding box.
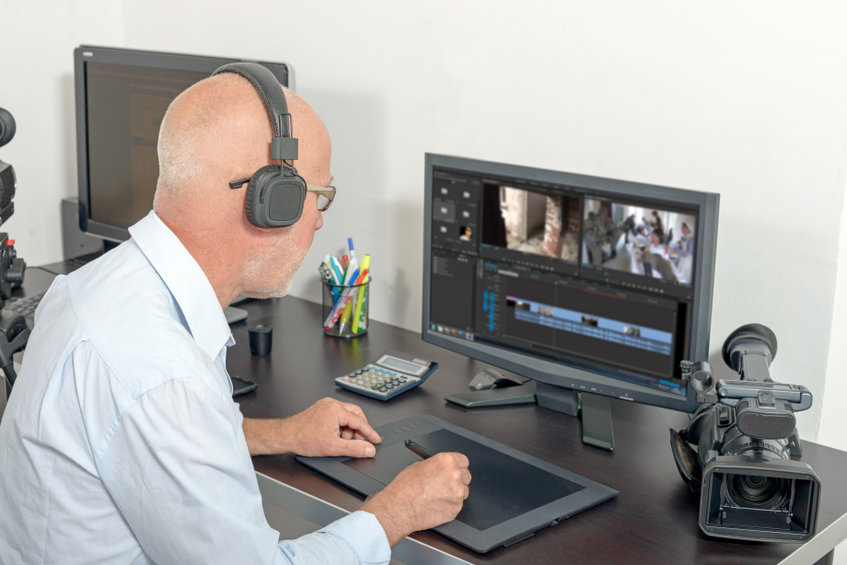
[670,323,821,542]
[0,107,29,390]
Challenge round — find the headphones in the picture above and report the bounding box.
[211,62,307,228]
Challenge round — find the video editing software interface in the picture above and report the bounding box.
[428,167,703,397]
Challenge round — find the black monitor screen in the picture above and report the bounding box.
[423,154,719,412]
[74,45,292,242]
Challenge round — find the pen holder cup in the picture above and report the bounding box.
[321,278,371,338]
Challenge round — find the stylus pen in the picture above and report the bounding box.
[404,439,433,459]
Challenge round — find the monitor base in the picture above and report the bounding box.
[445,382,537,408]
[536,383,615,452]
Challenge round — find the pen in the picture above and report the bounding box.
[404,439,433,459]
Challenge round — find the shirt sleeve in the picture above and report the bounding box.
[90,363,390,564]
[276,511,391,565]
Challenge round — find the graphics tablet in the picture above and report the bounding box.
[297,414,618,553]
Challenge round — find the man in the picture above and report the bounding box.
[668,222,694,283]
[646,230,678,283]
[671,222,694,258]
[0,69,470,563]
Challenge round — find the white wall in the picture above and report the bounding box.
[4,1,847,446]
[0,0,124,263]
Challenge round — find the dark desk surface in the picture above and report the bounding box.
[229,296,847,565]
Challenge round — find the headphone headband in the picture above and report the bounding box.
[212,62,298,161]
[210,62,307,228]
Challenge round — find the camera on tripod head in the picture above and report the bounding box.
[0,107,29,391]
[670,323,821,542]
[0,106,26,303]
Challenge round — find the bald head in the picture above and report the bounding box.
[155,73,329,200]
[152,69,332,306]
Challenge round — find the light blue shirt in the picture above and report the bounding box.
[0,211,390,564]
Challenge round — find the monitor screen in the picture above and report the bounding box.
[422,154,719,414]
[74,45,293,243]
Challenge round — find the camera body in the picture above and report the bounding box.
[0,107,29,392]
[0,108,25,306]
[0,106,17,220]
[670,324,821,542]
[0,157,15,222]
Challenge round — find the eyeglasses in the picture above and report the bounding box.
[229,177,336,212]
[306,183,336,212]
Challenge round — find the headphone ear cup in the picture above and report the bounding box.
[245,165,307,228]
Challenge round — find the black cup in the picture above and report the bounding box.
[248,324,273,356]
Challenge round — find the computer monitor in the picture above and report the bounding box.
[74,45,293,244]
[422,153,720,449]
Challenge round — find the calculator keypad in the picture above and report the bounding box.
[336,365,421,400]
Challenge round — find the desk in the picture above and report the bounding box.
[231,296,847,565]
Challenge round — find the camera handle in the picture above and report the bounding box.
[716,380,812,411]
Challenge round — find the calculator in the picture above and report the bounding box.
[335,352,438,401]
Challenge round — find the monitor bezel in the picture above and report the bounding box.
[422,153,719,414]
[74,44,293,242]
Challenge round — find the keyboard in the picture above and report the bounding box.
[4,291,44,329]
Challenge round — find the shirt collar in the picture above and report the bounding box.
[128,211,234,359]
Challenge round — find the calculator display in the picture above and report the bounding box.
[379,355,427,376]
[336,352,437,401]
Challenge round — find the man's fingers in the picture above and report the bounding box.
[332,438,377,458]
[334,405,382,444]
[446,452,470,469]
[339,403,382,442]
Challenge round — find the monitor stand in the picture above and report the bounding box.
[535,383,615,452]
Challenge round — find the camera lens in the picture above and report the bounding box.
[727,474,789,509]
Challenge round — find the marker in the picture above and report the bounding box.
[347,237,358,266]
[345,268,361,290]
[404,439,433,459]
[342,238,359,284]
[318,262,333,283]
[322,255,342,301]
[337,299,355,334]
[323,269,367,330]
[328,255,345,285]
[343,255,359,285]
[351,254,371,333]
[323,287,355,330]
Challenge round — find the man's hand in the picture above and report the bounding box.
[243,397,381,457]
[360,452,471,547]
